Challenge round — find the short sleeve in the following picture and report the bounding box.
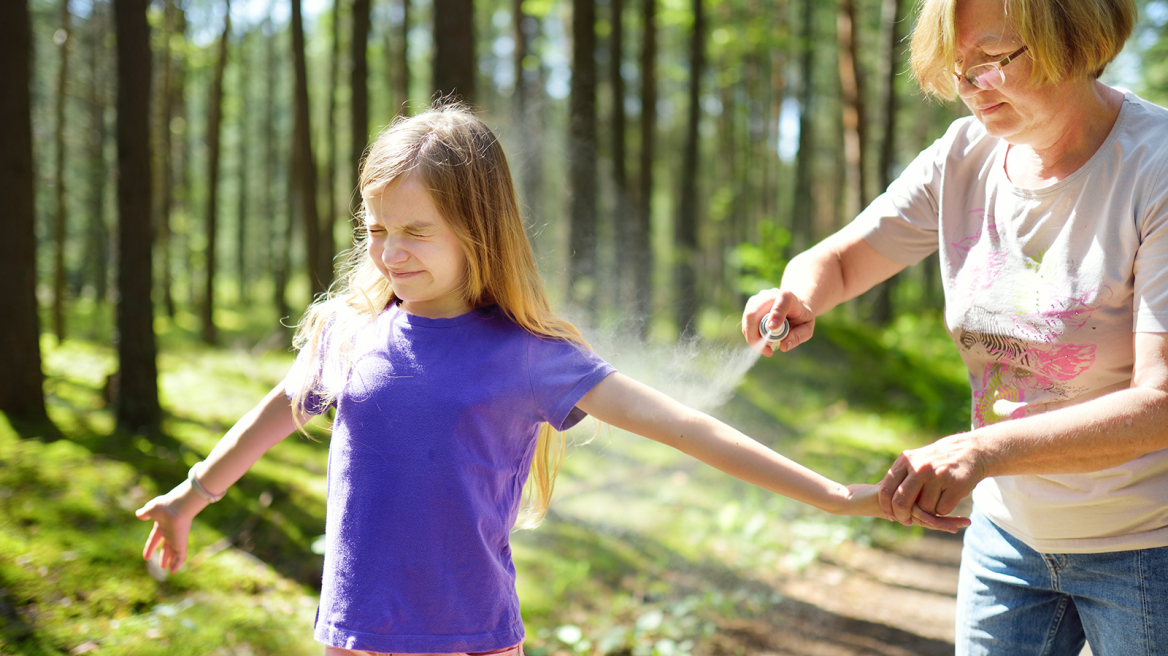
[283,338,338,416]
[527,337,616,431]
[1134,163,1168,332]
[846,120,969,266]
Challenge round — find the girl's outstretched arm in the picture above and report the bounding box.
[575,373,969,532]
[135,383,302,572]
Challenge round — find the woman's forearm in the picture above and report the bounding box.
[971,385,1168,478]
[780,233,906,317]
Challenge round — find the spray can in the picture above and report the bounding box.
[759,315,790,346]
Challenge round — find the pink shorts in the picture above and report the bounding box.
[324,643,523,656]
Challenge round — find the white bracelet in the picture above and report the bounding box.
[188,462,226,503]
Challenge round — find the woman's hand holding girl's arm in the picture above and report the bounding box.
[135,383,302,572]
[576,373,968,532]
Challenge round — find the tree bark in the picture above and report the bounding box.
[836,0,868,220]
[868,0,907,325]
[432,0,474,103]
[322,0,341,293]
[514,6,545,248]
[351,0,371,198]
[674,0,703,336]
[610,0,630,312]
[113,0,162,435]
[172,2,194,310]
[157,0,177,317]
[567,0,597,316]
[394,0,410,114]
[237,28,250,304]
[201,0,231,345]
[0,0,49,423]
[631,0,656,339]
[265,13,290,328]
[789,0,816,255]
[513,0,527,113]
[86,1,111,313]
[53,0,73,343]
[291,0,324,298]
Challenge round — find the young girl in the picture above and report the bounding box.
[136,103,966,656]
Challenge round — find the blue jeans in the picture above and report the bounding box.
[956,508,1168,655]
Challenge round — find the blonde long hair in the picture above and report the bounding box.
[291,102,589,528]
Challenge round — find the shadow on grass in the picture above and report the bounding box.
[4,412,63,444]
[522,510,955,656]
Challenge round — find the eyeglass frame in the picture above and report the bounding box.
[954,45,1029,90]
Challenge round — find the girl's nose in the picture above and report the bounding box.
[381,239,409,266]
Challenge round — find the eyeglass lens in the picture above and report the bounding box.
[966,66,1004,90]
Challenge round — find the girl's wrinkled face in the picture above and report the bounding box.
[363,176,472,319]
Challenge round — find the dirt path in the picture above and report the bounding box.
[697,529,1094,656]
[697,531,963,656]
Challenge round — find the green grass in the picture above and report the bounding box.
[1,307,970,656]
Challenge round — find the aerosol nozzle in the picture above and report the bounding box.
[759,315,790,345]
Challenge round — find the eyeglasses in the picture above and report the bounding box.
[955,45,1029,90]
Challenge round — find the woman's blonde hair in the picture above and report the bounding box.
[291,101,589,528]
[909,0,1135,99]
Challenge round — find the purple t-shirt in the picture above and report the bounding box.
[284,304,614,653]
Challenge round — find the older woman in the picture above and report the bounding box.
[742,0,1168,652]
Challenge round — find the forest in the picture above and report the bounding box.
[1,0,1167,654]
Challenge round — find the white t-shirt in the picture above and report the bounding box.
[849,91,1168,553]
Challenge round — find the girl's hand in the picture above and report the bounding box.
[135,483,206,573]
[838,483,970,534]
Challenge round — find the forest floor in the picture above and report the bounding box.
[695,531,965,656]
[4,308,1041,656]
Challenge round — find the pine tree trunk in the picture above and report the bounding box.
[173,2,194,311]
[513,0,526,114]
[113,0,162,436]
[432,0,474,103]
[789,0,816,256]
[515,8,545,249]
[631,0,656,339]
[157,0,177,318]
[53,0,73,343]
[394,0,410,114]
[237,29,250,304]
[868,0,907,325]
[86,2,110,313]
[291,0,324,298]
[567,0,597,316]
[0,0,50,423]
[610,0,630,311]
[322,0,341,293]
[265,14,290,328]
[511,0,528,213]
[674,0,703,337]
[201,0,231,345]
[351,0,371,196]
[836,0,868,220]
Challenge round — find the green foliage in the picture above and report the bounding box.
[731,220,791,293]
